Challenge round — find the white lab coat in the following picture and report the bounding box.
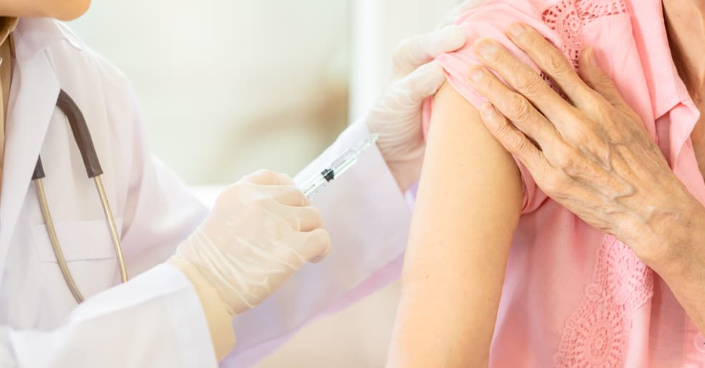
[0,19,411,367]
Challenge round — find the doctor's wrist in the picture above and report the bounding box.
[167,257,236,362]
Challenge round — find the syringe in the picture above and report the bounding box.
[300,134,380,199]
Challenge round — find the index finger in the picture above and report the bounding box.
[243,170,295,186]
[472,38,577,124]
[506,23,593,109]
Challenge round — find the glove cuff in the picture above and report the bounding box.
[167,256,236,361]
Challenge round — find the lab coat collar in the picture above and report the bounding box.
[13,18,83,59]
[0,18,61,282]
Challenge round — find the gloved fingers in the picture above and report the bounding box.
[395,61,448,103]
[296,228,331,263]
[438,0,487,28]
[255,185,310,207]
[274,205,323,232]
[242,170,295,186]
[392,26,466,78]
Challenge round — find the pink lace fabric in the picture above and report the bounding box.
[553,236,654,367]
[542,1,654,367]
[542,0,628,68]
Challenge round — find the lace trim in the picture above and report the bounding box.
[552,236,654,368]
[541,2,649,366]
[542,0,629,69]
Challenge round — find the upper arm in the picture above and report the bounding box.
[386,83,523,368]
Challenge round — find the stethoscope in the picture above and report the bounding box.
[31,90,128,304]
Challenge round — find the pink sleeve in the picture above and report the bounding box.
[422,1,559,214]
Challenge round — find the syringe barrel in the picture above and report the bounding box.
[329,150,360,178]
[301,175,328,199]
[297,133,378,199]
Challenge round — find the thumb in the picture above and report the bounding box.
[398,61,447,103]
[578,48,630,110]
[301,229,331,263]
[242,170,295,186]
[439,0,488,28]
[392,26,465,79]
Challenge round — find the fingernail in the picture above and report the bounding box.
[586,47,596,66]
[508,23,526,37]
[475,39,498,59]
[469,67,486,83]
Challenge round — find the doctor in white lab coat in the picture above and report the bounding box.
[0,1,472,367]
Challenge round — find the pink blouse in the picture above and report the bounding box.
[423,0,705,366]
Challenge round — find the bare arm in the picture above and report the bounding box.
[385,83,523,368]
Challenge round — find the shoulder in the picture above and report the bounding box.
[15,19,145,185]
[18,19,135,115]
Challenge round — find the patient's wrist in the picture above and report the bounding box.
[637,187,705,279]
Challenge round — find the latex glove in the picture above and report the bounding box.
[365,26,466,192]
[439,0,489,28]
[170,170,330,317]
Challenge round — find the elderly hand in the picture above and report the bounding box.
[465,23,705,267]
[366,26,466,192]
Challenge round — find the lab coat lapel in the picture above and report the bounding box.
[0,39,60,280]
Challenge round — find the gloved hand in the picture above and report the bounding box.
[365,25,466,192]
[439,0,489,27]
[168,170,330,360]
[171,170,330,317]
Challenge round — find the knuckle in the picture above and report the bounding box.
[247,169,278,184]
[496,125,526,153]
[543,173,565,194]
[545,52,573,76]
[508,95,534,121]
[392,40,413,65]
[586,89,610,109]
[512,136,533,154]
[253,169,275,177]
[277,173,295,185]
[253,195,277,209]
[315,230,331,248]
[217,183,245,203]
[554,148,585,175]
[300,206,323,227]
[513,74,544,95]
[309,209,323,226]
[293,189,310,206]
